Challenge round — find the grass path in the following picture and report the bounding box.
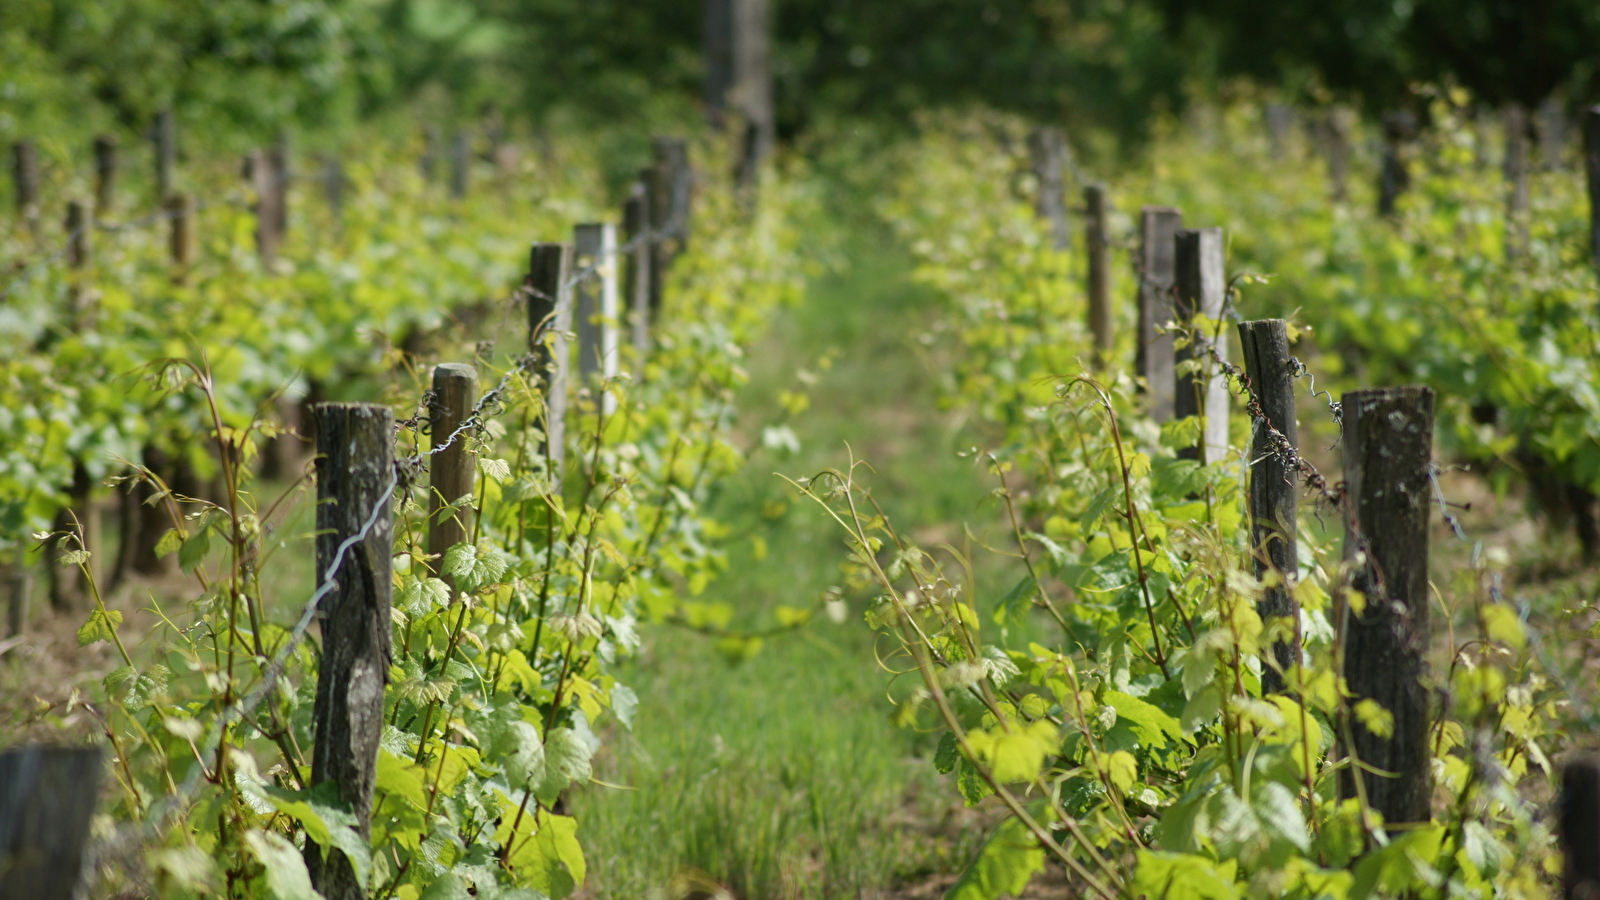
[575,210,1006,899]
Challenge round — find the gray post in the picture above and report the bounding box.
[529,244,574,476]
[1378,111,1413,218]
[1563,756,1600,899]
[0,746,103,900]
[1028,127,1071,251]
[1084,184,1111,368]
[93,135,117,215]
[1337,385,1434,831]
[65,201,92,325]
[153,109,175,203]
[11,140,37,219]
[449,129,469,199]
[306,403,393,900]
[428,364,478,591]
[168,193,194,283]
[1174,228,1230,464]
[574,223,621,415]
[269,132,290,242]
[623,181,652,354]
[1137,207,1182,421]
[1583,107,1600,280]
[1504,104,1530,261]
[1238,319,1299,693]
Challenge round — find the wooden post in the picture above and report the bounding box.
[4,545,28,638]
[1337,384,1434,830]
[1562,755,1600,899]
[1174,228,1230,464]
[1084,184,1111,368]
[1504,104,1530,261]
[0,745,103,900]
[1238,319,1299,693]
[168,193,194,282]
[1378,111,1413,218]
[246,150,282,268]
[1264,103,1293,159]
[623,180,652,354]
[653,136,691,257]
[574,223,621,415]
[1028,127,1071,251]
[427,364,478,590]
[47,464,94,613]
[307,403,393,900]
[269,132,290,242]
[153,109,175,203]
[1538,97,1568,172]
[528,243,574,476]
[1137,207,1183,421]
[11,140,37,219]
[1583,107,1600,280]
[449,129,469,199]
[64,200,92,325]
[420,127,440,184]
[322,153,344,227]
[704,0,734,131]
[732,0,773,190]
[93,135,117,215]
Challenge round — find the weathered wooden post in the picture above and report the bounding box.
[1378,111,1413,218]
[1238,319,1299,693]
[269,132,290,242]
[528,244,574,476]
[4,545,28,638]
[1538,97,1568,172]
[1583,107,1600,280]
[167,193,194,283]
[153,109,176,204]
[705,0,773,190]
[1562,755,1600,899]
[0,745,103,900]
[11,140,37,220]
[1504,104,1530,261]
[1174,228,1230,463]
[420,126,440,184]
[1028,127,1071,251]
[306,403,393,900]
[427,364,478,591]
[1338,385,1434,831]
[623,180,652,354]
[651,136,691,265]
[247,150,282,268]
[64,200,92,324]
[322,153,345,227]
[574,223,621,415]
[449,129,469,199]
[1137,207,1182,421]
[93,135,117,215]
[1084,184,1112,368]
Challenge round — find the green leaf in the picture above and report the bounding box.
[178,524,210,574]
[497,721,546,792]
[153,528,183,559]
[261,782,371,891]
[1252,781,1311,853]
[499,806,585,898]
[934,731,961,774]
[536,727,595,803]
[1105,689,1184,749]
[478,457,512,483]
[419,873,472,900]
[944,816,1043,900]
[376,749,427,809]
[1104,749,1138,793]
[1352,699,1394,740]
[77,607,123,647]
[1129,850,1241,900]
[243,830,321,900]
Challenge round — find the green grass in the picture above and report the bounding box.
[572,213,1005,899]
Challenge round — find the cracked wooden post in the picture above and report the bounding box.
[1137,207,1182,421]
[1562,755,1600,899]
[1028,127,1071,251]
[574,223,620,415]
[1583,106,1600,281]
[1337,384,1434,831]
[93,135,117,215]
[428,363,478,592]
[153,109,176,204]
[1174,227,1230,464]
[529,243,574,477]
[1084,183,1111,369]
[1238,319,1299,694]
[0,745,103,900]
[306,402,393,900]
[623,179,652,355]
